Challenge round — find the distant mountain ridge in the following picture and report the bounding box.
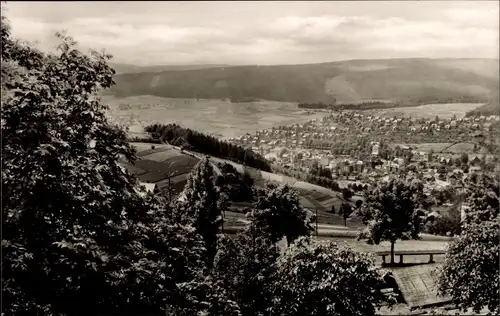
[108,58,499,108]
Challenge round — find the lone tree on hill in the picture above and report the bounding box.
[342,188,353,200]
[1,18,215,316]
[339,202,353,227]
[356,180,426,265]
[437,207,499,315]
[177,156,226,268]
[248,184,315,246]
[268,237,393,316]
[330,205,336,214]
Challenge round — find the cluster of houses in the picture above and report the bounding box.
[229,112,500,154]
[227,110,499,194]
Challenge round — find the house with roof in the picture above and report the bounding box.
[135,182,157,197]
[470,155,481,166]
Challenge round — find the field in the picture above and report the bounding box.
[392,142,475,153]
[120,142,201,194]
[104,95,327,139]
[373,102,485,119]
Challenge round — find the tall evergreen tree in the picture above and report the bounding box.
[178,156,225,267]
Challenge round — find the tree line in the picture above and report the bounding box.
[143,123,272,172]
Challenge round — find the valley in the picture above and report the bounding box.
[104,95,328,139]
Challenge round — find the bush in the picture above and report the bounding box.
[269,237,391,316]
[342,188,353,200]
[424,211,461,237]
[355,200,363,209]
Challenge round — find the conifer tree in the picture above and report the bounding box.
[178,156,225,267]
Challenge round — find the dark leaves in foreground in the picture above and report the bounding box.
[1,19,205,316]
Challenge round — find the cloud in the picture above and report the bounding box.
[4,2,499,65]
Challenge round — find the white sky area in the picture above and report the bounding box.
[3,1,499,66]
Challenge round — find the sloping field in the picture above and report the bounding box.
[141,149,185,162]
[393,142,475,153]
[132,142,168,152]
[155,173,191,193]
[136,146,171,157]
[375,103,485,119]
[120,143,201,194]
[292,181,337,195]
[298,196,316,210]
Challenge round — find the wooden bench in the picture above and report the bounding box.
[375,249,446,264]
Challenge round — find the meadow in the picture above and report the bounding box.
[103,95,328,139]
[392,142,476,153]
[373,102,485,119]
[119,142,201,194]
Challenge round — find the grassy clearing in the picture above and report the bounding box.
[375,103,485,119]
[136,146,171,157]
[141,149,184,162]
[392,142,475,153]
[121,143,201,187]
[131,142,170,152]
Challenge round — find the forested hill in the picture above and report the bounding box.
[108,58,499,106]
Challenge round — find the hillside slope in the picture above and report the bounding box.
[110,63,230,75]
[108,58,499,105]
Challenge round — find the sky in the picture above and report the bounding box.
[3,1,499,66]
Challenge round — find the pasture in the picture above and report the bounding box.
[119,142,201,194]
[373,103,485,119]
[104,95,328,140]
[392,142,475,153]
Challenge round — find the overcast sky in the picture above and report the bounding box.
[3,1,499,66]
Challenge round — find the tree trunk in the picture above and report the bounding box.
[390,241,395,264]
[344,217,347,227]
